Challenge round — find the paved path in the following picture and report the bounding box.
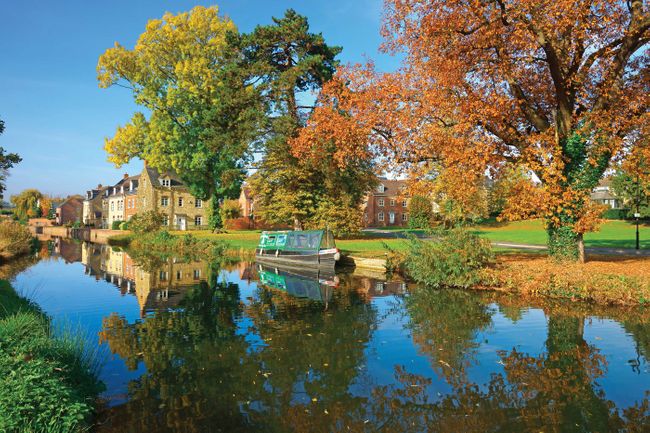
[362,229,650,257]
[492,241,650,257]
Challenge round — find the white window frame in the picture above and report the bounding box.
[195,216,202,226]
[378,212,384,222]
[161,197,169,206]
[402,213,408,221]
[377,184,385,193]
[402,200,407,207]
[378,198,384,207]
[195,198,202,208]
[390,199,395,206]
[178,197,184,207]
[162,215,169,226]
[161,179,170,187]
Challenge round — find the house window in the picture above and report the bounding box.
[176,270,182,280]
[390,199,395,206]
[159,271,168,281]
[402,213,408,221]
[378,212,384,222]
[193,269,201,280]
[161,179,170,187]
[195,216,202,226]
[402,200,407,207]
[377,184,385,193]
[178,197,184,207]
[195,198,202,208]
[162,215,169,226]
[378,198,384,207]
[111,202,114,211]
[161,197,169,206]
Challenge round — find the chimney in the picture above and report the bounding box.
[123,173,129,179]
[97,184,102,189]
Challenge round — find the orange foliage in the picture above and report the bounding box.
[293,1,649,235]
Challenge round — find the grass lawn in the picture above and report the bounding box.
[160,219,649,258]
[473,219,650,250]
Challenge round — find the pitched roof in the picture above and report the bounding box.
[144,166,185,188]
[375,178,408,196]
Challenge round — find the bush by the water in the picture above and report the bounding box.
[128,210,163,234]
[408,195,435,229]
[0,280,104,432]
[0,221,33,261]
[119,221,129,230]
[404,228,493,288]
[111,220,123,230]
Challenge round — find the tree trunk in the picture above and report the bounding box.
[577,233,585,264]
[547,222,581,262]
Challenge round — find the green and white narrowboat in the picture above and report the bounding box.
[255,229,340,268]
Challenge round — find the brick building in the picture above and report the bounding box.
[137,166,210,230]
[363,178,410,227]
[55,195,84,226]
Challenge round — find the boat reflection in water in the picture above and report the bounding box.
[255,262,339,304]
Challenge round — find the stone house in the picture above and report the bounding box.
[137,166,210,230]
[55,195,84,226]
[363,178,410,227]
[82,184,108,227]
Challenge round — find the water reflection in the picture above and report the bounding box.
[14,239,650,431]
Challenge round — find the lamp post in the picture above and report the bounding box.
[635,170,640,250]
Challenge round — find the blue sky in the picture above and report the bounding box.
[0,0,399,199]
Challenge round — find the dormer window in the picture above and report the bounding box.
[129,181,134,191]
[377,184,385,193]
[161,178,171,187]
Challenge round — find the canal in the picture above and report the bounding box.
[7,238,650,432]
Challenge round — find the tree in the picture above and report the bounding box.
[10,189,43,220]
[302,1,649,262]
[128,210,163,234]
[0,118,22,203]
[243,10,375,232]
[408,195,434,229]
[98,6,264,230]
[219,198,242,222]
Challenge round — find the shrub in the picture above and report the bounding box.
[219,199,242,223]
[128,210,163,234]
[602,208,629,220]
[119,221,129,230]
[0,221,33,261]
[404,228,493,288]
[111,220,123,230]
[408,195,434,229]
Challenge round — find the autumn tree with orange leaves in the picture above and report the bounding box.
[293,0,649,262]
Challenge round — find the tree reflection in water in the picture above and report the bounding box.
[96,265,650,432]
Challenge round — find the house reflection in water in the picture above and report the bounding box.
[78,241,209,317]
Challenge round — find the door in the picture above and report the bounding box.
[389,212,395,224]
[179,217,186,231]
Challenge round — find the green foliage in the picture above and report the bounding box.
[111,220,123,230]
[119,221,129,230]
[408,195,434,229]
[98,6,263,230]
[0,118,22,199]
[128,231,231,272]
[404,228,493,288]
[602,208,629,220]
[611,169,650,218]
[219,199,242,222]
[0,220,33,261]
[306,197,364,237]
[0,281,104,433]
[547,225,580,261]
[128,210,163,234]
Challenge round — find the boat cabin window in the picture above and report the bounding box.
[308,233,320,249]
[322,230,335,249]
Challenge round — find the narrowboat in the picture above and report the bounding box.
[256,262,339,303]
[255,229,340,268]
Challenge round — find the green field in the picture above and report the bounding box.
[473,219,650,249]
[163,219,650,258]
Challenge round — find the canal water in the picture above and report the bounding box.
[6,239,650,432]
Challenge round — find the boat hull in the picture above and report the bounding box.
[255,248,338,268]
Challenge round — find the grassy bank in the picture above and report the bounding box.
[0,280,104,432]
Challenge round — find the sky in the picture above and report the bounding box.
[0,0,400,199]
